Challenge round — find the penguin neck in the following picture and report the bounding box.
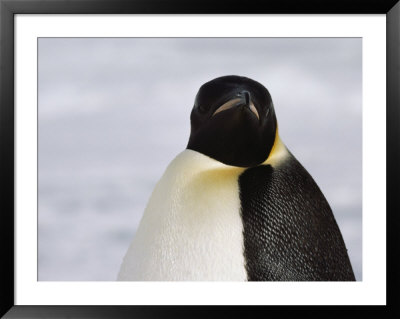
[181,129,289,172]
[172,149,247,176]
[263,131,289,167]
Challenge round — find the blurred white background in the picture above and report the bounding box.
[38,38,362,281]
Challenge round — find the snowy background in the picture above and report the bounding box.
[38,38,362,281]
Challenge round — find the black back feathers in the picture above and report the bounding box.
[239,154,355,281]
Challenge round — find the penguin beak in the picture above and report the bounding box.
[212,91,259,119]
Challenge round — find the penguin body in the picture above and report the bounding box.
[239,147,355,281]
[118,75,355,281]
[118,149,247,281]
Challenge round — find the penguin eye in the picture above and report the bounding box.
[198,104,208,113]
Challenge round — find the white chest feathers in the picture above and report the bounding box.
[117,149,248,281]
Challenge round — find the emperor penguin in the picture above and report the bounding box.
[118,75,355,281]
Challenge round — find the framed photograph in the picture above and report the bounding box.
[1,0,398,317]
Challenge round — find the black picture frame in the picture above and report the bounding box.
[1,0,399,318]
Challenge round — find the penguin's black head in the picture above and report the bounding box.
[187,75,277,167]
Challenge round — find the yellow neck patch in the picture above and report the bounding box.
[263,129,289,167]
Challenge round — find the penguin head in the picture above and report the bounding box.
[187,75,277,167]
